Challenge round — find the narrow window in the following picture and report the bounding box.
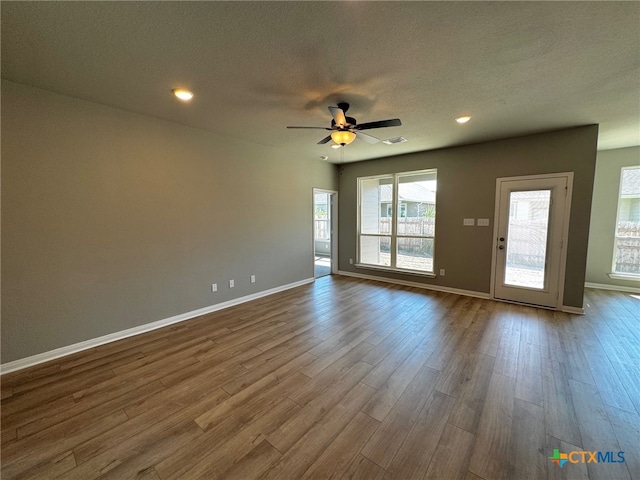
[612,166,640,277]
[359,176,393,268]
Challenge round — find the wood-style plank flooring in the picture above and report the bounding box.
[2,276,639,480]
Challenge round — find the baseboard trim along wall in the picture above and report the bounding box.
[585,282,640,294]
[337,270,492,300]
[338,270,585,314]
[560,305,586,315]
[4,274,599,374]
[1,278,315,375]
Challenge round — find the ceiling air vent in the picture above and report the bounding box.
[382,136,407,145]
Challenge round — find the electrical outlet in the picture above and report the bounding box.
[211,283,217,292]
[229,279,234,288]
[250,275,256,283]
[440,269,445,276]
[349,258,353,264]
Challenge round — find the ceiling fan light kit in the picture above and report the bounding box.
[287,102,402,148]
[331,130,356,146]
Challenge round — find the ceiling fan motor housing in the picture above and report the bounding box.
[331,117,357,128]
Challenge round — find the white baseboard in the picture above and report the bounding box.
[337,270,491,299]
[338,270,586,314]
[561,305,585,315]
[585,282,640,294]
[1,278,314,375]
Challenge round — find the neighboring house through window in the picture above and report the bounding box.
[358,169,436,274]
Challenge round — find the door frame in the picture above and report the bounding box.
[312,188,338,278]
[489,172,573,309]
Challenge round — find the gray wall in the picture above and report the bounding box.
[586,146,640,289]
[338,126,599,308]
[1,81,338,364]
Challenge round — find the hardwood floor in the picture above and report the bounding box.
[1,276,639,480]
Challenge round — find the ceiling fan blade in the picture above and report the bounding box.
[355,118,402,130]
[328,106,348,128]
[355,131,380,144]
[317,135,333,145]
[287,126,332,130]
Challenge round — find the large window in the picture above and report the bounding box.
[612,166,640,277]
[358,169,436,274]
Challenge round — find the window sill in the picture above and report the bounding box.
[608,273,640,282]
[355,263,436,278]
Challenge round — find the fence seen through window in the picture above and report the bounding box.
[358,170,436,273]
[614,166,640,275]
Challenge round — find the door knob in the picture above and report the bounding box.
[499,237,505,242]
[498,245,504,250]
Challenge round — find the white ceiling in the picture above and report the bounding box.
[2,2,639,163]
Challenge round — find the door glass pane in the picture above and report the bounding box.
[397,237,434,272]
[505,190,551,289]
[360,236,391,266]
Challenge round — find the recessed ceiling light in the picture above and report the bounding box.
[172,88,194,101]
[455,115,472,124]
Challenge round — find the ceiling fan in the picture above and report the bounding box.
[287,102,402,146]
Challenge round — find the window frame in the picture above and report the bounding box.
[610,165,640,279]
[356,169,437,276]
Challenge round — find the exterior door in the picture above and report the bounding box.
[492,174,571,308]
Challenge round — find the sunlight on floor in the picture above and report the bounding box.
[314,256,331,278]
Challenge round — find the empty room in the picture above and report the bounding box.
[2,2,639,480]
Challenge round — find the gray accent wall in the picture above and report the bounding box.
[586,146,640,289]
[1,81,338,364]
[338,125,599,309]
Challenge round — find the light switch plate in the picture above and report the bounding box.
[477,218,490,227]
[463,218,475,226]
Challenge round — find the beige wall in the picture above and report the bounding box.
[586,146,640,289]
[338,126,599,308]
[0,79,604,365]
[1,81,338,364]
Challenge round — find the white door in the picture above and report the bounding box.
[492,174,571,308]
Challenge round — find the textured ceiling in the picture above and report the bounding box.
[2,2,639,163]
